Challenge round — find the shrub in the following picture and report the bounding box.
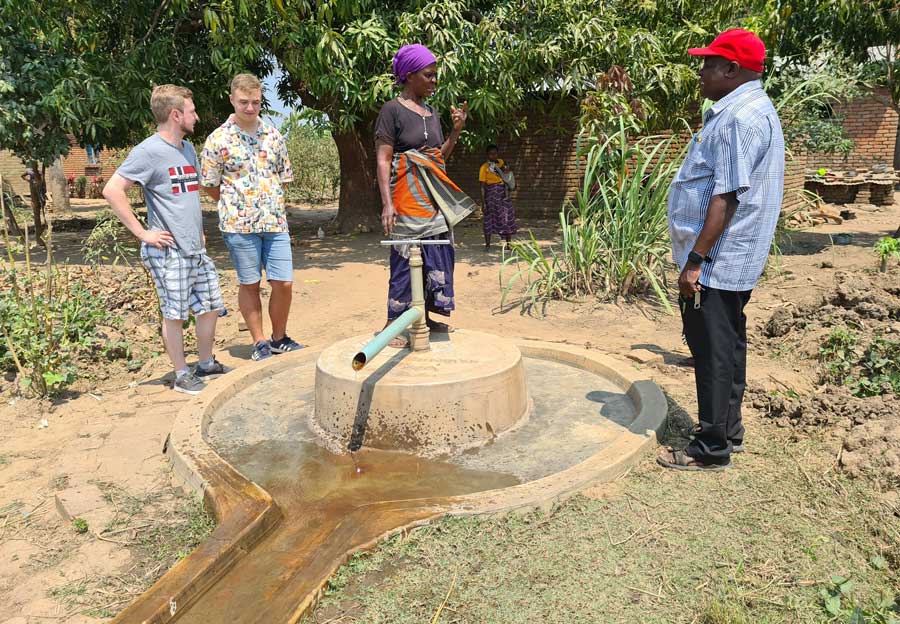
[282,116,340,203]
[74,176,88,198]
[0,221,109,396]
[82,210,135,266]
[874,237,900,273]
[818,327,900,397]
[501,122,684,314]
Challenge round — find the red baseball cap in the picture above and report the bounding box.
[688,28,766,72]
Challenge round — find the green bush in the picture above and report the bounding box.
[819,327,859,386]
[501,122,684,314]
[282,117,340,203]
[818,327,900,397]
[82,210,135,266]
[874,237,900,273]
[855,337,900,397]
[0,227,110,396]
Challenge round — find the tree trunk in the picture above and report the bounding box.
[0,174,22,238]
[894,109,900,239]
[46,157,70,214]
[332,121,381,233]
[27,164,46,245]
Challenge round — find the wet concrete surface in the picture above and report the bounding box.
[185,356,637,622]
[209,357,637,482]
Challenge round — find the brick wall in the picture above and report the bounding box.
[782,151,808,213]
[809,88,898,170]
[0,151,28,195]
[446,113,583,218]
[446,114,805,218]
[62,138,116,180]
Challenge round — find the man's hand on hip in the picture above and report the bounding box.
[141,229,176,250]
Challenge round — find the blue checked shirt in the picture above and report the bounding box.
[668,80,785,292]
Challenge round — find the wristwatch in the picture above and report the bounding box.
[687,250,712,266]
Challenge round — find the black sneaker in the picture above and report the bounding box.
[193,358,232,381]
[173,372,206,395]
[270,335,304,353]
[251,340,273,361]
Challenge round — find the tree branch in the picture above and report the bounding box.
[137,0,171,47]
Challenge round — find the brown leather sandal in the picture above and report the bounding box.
[656,447,732,472]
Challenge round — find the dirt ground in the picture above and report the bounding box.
[1,195,898,622]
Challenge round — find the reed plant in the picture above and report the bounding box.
[501,122,685,314]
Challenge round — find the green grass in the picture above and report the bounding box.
[304,425,899,624]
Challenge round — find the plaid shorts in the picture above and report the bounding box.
[140,244,224,320]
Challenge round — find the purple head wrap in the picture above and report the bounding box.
[392,44,437,84]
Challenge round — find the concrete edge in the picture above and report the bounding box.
[114,339,666,624]
[281,341,668,623]
[437,340,666,515]
[111,349,320,624]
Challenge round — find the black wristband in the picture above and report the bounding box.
[687,250,711,265]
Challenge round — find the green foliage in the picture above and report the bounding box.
[0,0,235,170]
[501,123,683,313]
[72,517,89,534]
[854,337,900,397]
[199,0,767,138]
[819,327,860,386]
[281,114,340,202]
[82,211,135,267]
[819,576,900,624]
[819,327,900,397]
[580,66,647,140]
[766,48,864,154]
[0,223,110,397]
[779,1,900,111]
[874,237,900,272]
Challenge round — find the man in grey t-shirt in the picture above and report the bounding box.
[103,85,229,395]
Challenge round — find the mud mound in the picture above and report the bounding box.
[748,385,900,489]
[843,419,900,486]
[764,271,900,340]
[755,271,900,489]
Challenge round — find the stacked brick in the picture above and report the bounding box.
[782,152,809,212]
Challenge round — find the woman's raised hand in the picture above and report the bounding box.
[450,101,468,132]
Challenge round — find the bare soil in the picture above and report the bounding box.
[1,195,898,621]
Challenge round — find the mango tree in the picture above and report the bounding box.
[195,0,759,231]
[0,0,233,242]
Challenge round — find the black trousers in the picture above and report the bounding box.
[680,286,752,464]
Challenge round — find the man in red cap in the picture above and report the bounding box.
[659,29,785,471]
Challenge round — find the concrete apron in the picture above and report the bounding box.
[110,339,667,624]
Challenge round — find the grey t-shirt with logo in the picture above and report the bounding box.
[116,134,204,255]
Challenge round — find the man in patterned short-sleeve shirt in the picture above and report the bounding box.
[200,73,303,362]
[658,29,785,472]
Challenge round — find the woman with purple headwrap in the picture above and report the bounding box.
[373,43,477,348]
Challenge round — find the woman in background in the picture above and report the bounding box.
[479,144,517,250]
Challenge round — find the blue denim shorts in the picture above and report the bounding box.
[222,232,294,284]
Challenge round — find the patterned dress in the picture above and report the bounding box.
[479,160,517,236]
